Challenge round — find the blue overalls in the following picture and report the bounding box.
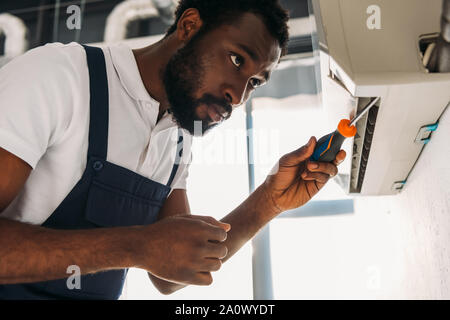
[0,45,184,300]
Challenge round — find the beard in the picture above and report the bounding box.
[163,30,232,136]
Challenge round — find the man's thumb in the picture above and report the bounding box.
[281,136,316,166]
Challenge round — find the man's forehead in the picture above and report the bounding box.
[213,12,281,66]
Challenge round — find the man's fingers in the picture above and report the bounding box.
[194,272,214,286]
[306,161,338,177]
[203,225,228,242]
[182,272,214,286]
[301,171,330,184]
[201,258,223,272]
[204,242,228,259]
[306,180,320,197]
[189,215,231,232]
[333,150,346,166]
[280,137,317,166]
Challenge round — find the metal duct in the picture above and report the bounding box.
[0,13,28,67]
[152,0,177,25]
[428,0,450,72]
[104,0,177,43]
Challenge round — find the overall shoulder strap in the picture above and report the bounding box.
[166,128,185,187]
[82,45,109,161]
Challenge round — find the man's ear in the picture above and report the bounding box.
[176,8,203,42]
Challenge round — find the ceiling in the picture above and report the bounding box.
[0,0,310,50]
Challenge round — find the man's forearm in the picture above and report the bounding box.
[0,217,138,284]
[147,183,279,295]
[221,183,279,263]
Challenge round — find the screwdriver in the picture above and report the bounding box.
[311,97,380,162]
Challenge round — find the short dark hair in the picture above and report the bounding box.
[166,0,290,55]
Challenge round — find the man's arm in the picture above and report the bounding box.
[147,189,192,295]
[222,137,346,262]
[0,148,138,283]
[147,186,275,296]
[0,147,229,286]
[0,147,32,212]
[147,190,231,295]
[149,137,346,295]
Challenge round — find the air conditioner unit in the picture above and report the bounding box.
[309,0,450,195]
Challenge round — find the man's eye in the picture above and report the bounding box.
[250,78,262,88]
[230,54,244,68]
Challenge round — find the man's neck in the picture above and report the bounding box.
[132,36,178,119]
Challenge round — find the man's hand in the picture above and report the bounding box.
[138,215,230,286]
[263,136,346,213]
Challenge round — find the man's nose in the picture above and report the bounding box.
[223,85,246,107]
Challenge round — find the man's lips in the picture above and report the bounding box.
[207,105,226,123]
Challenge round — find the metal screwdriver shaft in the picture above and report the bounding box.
[349,97,380,126]
[311,97,380,162]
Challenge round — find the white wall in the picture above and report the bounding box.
[351,104,450,299]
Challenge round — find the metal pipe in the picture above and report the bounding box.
[52,0,61,42]
[245,100,274,300]
[34,0,48,47]
[104,0,177,43]
[152,0,176,25]
[0,13,28,67]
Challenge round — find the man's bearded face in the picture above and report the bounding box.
[163,30,232,136]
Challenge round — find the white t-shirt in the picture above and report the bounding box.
[0,42,192,225]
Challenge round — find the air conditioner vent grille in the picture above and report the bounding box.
[356,105,379,193]
[350,98,380,193]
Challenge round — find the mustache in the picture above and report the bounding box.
[196,94,233,120]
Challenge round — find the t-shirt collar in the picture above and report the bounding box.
[108,43,160,107]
